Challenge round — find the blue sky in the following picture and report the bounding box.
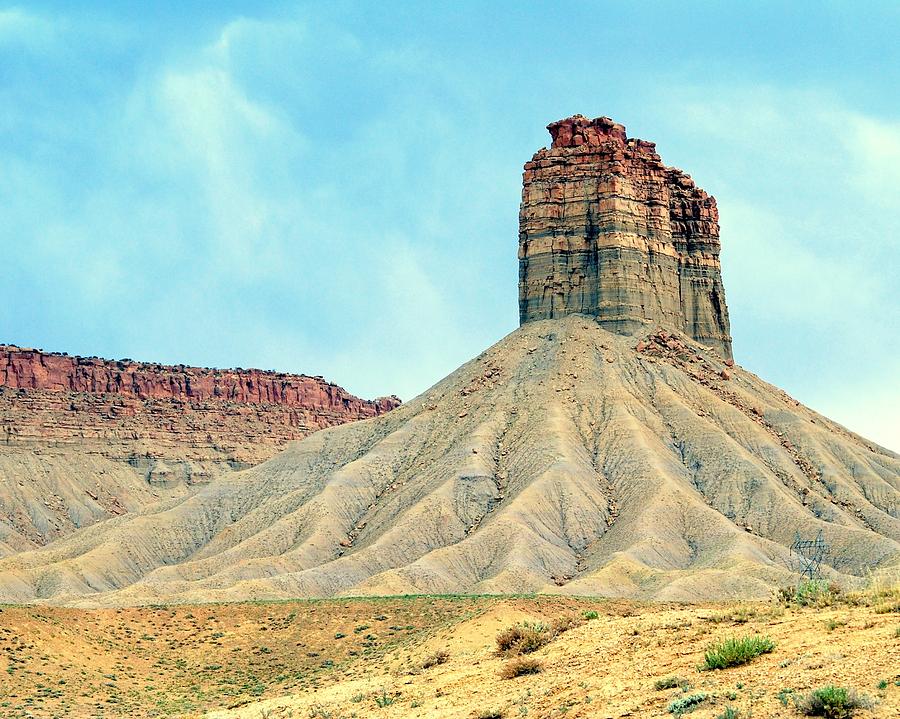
[1,2,898,449]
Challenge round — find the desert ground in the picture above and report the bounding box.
[0,582,897,718]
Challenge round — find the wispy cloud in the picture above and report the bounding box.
[0,7,59,48]
[643,86,899,449]
[0,7,895,450]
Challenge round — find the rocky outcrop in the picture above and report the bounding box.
[519,114,733,358]
[0,347,399,463]
[0,346,400,551]
[0,346,399,415]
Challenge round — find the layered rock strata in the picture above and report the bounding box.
[519,114,733,358]
[0,346,399,466]
[0,346,399,550]
[0,318,896,604]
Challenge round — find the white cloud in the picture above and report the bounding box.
[719,198,881,322]
[0,8,58,48]
[846,114,900,215]
[645,86,899,450]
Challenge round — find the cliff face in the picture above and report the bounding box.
[518,115,732,358]
[0,346,400,551]
[0,346,399,474]
[0,347,398,415]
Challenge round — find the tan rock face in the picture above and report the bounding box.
[519,114,733,358]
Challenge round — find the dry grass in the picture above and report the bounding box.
[494,614,583,657]
[499,656,542,680]
[495,622,552,656]
[421,649,450,670]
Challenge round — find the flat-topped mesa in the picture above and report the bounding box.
[519,114,733,358]
[0,345,400,466]
[0,346,399,414]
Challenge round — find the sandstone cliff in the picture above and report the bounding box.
[0,346,399,551]
[519,115,732,358]
[0,346,398,415]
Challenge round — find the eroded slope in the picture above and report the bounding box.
[0,317,897,604]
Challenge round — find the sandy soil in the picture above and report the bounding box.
[1,591,897,718]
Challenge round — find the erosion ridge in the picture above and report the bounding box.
[0,317,897,605]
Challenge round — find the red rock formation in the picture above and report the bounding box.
[0,345,399,467]
[0,347,398,415]
[519,114,733,358]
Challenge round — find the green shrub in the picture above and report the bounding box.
[797,685,872,718]
[702,635,775,670]
[374,689,396,707]
[499,656,542,679]
[777,688,795,706]
[667,692,708,715]
[654,676,690,691]
[716,709,740,719]
[582,610,599,620]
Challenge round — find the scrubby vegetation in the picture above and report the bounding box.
[778,580,842,608]
[495,622,552,655]
[796,685,872,718]
[420,649,449,669]
[654,676,690,691]
[499,656,542,679]
[667,692,708,715]
[495,615,583,656]
[702,635,775,670]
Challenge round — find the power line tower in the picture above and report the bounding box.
[790,530,829,580]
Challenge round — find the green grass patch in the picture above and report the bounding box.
[797,685,873,718]
[702,635,774,670]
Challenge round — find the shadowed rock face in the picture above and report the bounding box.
[519,115,733,359]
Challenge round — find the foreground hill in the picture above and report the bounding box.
[0,345,399,554]
[0,590,897,718]
[0,316,896,605]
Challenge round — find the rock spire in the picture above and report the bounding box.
[518,114,733,358]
